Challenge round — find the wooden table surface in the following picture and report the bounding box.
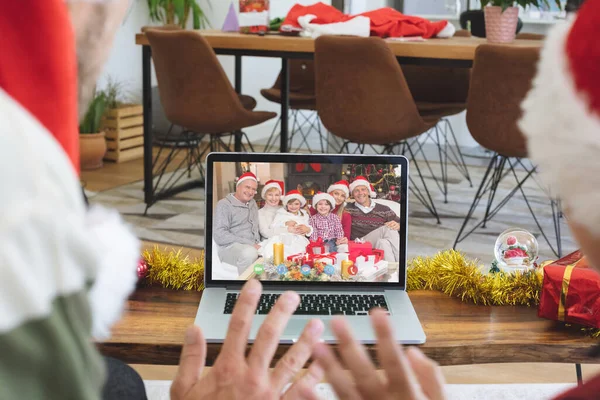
[135,30,541,61]
[98,286,598,367]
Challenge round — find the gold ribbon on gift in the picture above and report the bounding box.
[557,257,586,321]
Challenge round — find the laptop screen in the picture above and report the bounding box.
[205,153,408,289]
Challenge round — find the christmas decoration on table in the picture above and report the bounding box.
[493,228,539,273]
[141,246,205,291]
[347,238,372,253]
[137,258,148,279]
[239,0,269,34]
[273,242,284,265]
[538,250,600,329]
[306,238,325,255]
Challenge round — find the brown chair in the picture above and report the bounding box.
[453,44,562,257]
[315,35,442,223]
[260,60,333,153]
[516,32,545,40]
[401,29,474,203]
[145,30,276,210]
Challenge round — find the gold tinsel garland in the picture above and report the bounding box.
[141,247,599,337]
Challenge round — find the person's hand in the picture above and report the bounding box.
[385,221,400,231]
[171,279,326,400]
[312,309,445,400]
[254,243,261,250]
[285,221,298,227]
[336,237,348,245]
[288,226,297,233]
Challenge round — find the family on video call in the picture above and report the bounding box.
[213,164,402,282]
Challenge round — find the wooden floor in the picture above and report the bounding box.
[87,161,600,384]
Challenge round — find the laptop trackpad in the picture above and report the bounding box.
[281,319,333,341]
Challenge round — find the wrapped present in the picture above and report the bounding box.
[239,0,269,34]
[348,239,372,253]
[361,260,389,281]
[355,254,376,271]
[315,253,337,266]
[538,250,600,328]
[306,238,325,255]
[348,249,383,264]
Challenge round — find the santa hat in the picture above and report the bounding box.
[519,0,600,237]
[369,184,377,198]
[236,171,258,187]
[349,176,375,197]
[327,180,349,197]
[261,179,284,199]
[282,190,306,207]
[312,192,335,209]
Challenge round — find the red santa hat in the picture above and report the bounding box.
[236,171,258,187]
[349,176,375,197]
[327,180,349,197]
[519,0,600,237]
[312,191,335,209]
[261,179,284,199]
[282,189,306,207]
[369,184,377,198]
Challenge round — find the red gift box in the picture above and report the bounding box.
[349,249,384,264]
[538,250,600,328]
[306,238,326,255]
[348,240,372,253]
[315,253,337,265]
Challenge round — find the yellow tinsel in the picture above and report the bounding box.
[143,246,205,291]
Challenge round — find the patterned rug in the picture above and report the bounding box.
[88,158,577,266]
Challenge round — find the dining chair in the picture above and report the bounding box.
[315,35,442,223]
[453,44,562,257]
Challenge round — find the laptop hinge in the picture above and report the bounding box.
[223,284,395,292]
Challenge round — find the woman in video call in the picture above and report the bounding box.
[258,179,286,240]
[260,190,313,260]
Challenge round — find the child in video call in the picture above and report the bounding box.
[309,192,348,253]
[261,190,312,259]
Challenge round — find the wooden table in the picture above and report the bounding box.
[98,286,598,367]
[134,30,540,208]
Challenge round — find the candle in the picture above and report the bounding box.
[273,242,284,265]
[341,260,356,279]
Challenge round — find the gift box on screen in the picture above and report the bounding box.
[348,239,372,253]
[306,238,325,255]
[538,250,600,328]
[315,253,337,265]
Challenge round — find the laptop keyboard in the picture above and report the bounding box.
[223,293,388,316]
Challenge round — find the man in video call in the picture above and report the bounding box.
[213,172,261,274]
[345,176,401,262]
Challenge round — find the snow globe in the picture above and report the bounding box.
[494,228,539,273]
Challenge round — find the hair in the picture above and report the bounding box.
[265,187,281,196]
[315,199,333,214]
[329,189,346,219]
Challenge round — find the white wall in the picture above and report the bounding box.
[98,0,553,148]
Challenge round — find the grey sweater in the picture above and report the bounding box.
[213,193,260,247]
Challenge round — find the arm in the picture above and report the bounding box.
[301,211,313,237]
[258,209,287,239]
[341,212,352,239]
[213,201,254,247]
[308,215,318,241]
[332,215,345,239]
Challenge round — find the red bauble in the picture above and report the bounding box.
[390,185,396,191]
[137,259,149,279]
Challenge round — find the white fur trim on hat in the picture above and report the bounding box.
[261,180,284,200]
[282,190,306,207]
[327,181,349,197]
[519,17,600,237]
[312,192,335,209]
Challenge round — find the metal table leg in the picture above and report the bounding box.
[142,45,153,206]
[280,58,289,153]
[234,55,242,152]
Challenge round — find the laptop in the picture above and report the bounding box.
[195,152,425,344]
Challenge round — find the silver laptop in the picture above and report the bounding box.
[195,152,425,344]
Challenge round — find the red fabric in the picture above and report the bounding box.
[538,251,600,328]
[552,374,600,400]
[566,0,600,119]
[282,2,448,39]
[0,1,79,173]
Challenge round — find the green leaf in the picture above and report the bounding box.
[172,0,185,22]
[79,92,107,134]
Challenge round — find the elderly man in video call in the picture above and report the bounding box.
[213,172,261,274]
[345,176,401,262]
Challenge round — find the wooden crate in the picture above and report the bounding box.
[102,104,144,163]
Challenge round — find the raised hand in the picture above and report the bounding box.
[312,309,445,400]
[171,279,325,400]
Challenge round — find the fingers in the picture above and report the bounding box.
[170,325,207,400]
[330,317,383,398]
[271,319,325,391]
[248,291,300,370]
[370,309,420,397]
[220,279,262,359]
[312,343,362,400]
[406,347,446,400]
[283,360,325,400]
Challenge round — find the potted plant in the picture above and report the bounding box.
[101,78,145,163]
[481,0,560,43]
[147,0,210,29]
[79,91,107,170]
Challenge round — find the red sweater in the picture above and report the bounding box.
[0,1,79,173]
[309,204,352,239]
[552,374,600,399]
